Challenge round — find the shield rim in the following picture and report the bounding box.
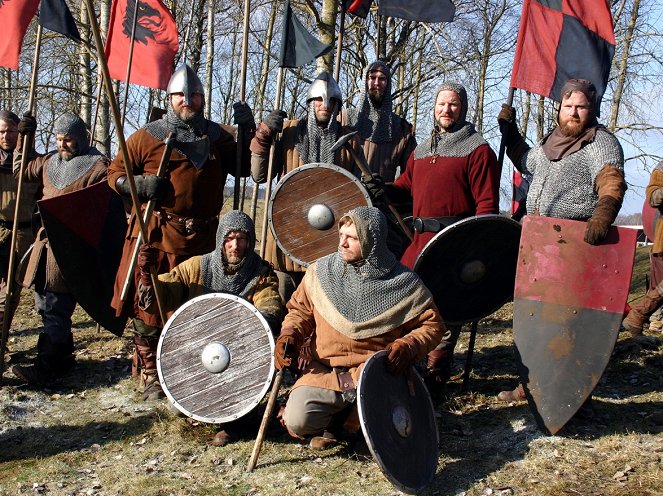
[357,350,439,494]
[156,292,275,424]
[268,162,372,267]
[412,214,522,324]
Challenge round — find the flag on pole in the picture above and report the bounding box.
[377,0,455,23]
[279,0,332,68]
[0,0,41,69]
[510,0,615,109]
[343,0,372,18]
[104,0,179,90]
[39,0,81,42]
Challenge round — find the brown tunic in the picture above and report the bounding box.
[647,169,663,254]
[19,152,109,292]
[108,126,253,326]
[250,119,362,273]
[283,270,442,392]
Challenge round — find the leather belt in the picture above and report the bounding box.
[152,210,214,234]
[335,367,357,403]
[412,216,463,234]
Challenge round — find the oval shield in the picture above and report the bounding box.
[357,351,438,495]
[268,163,372,267]
[413,215,522,324]
[157,293,275,424]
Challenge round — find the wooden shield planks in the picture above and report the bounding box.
[513,216,637,434]
[157,293,275,424]
[269,163,371,266]
[357,351,439,495]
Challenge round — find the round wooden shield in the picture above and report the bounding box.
[413,215,522,325]
[357,351,438,495]
[157,293,275,424]
[268,163,372,267]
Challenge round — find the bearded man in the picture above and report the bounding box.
[250,72,361,288]
[108,64,255,400]
[274,206,442,449]
[11,113,109,386]
[497,78,626,402]
[0,110,40,335]
[379,82,501,392]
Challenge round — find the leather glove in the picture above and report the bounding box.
[497,104,529,169]
[18,112,37,136]
[274,327,303,371]
[426,348,453,385]
[584,196,621,245]
[233,101,256,129]
[361,173,385,202]
[264,110,287,134]
[137,243,158,287]
[116,175,169,202]
[385,338,417,375]
[497,103,516,128]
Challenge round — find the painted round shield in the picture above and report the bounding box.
[157,293,275,424]
[414,215,522,325]
[357,351,438,495]
[268,163,372,267]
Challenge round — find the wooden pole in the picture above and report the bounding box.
[234,0,251,209]
[258,66,285,259]
[83,0,167,324]
[120,0,140,127]
[0,24,43,380]
[333,7,346,82]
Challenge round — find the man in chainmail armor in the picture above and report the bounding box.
[497,78,626,403]
[273,206,442,449]
[378,82,501,395]
[108,64,256,400]
[250,71,360,296]
[0,110,40,339]
[11,112,109,386]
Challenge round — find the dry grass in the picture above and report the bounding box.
[1,246,662,495]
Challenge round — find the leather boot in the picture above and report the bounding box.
[12,334,75,387]
[497,383,526,402]
[309,431,338,450]
[424,348,453,400]
[623,288,663,336]
[133,335,165,401]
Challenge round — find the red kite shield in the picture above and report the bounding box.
[513,216,637,434]
[641,200,661,242]
[38,182,128,336]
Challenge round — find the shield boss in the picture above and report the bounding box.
[357,351,438,494]
[269,163,372,267]
[157,293,275,424]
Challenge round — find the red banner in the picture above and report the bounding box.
[0,0,40,70]
[104,0,179,90]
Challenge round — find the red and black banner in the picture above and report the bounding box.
[0,0,40,70]
[104,0,178,90]
[343,0,372,18]
[510,0,615,108]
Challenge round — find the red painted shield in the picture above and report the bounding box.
[641,200,661,242]
[513,216,637,434]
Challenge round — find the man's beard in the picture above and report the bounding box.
[177,107,203,124]
[59,143,79,161]
[368,88,384,106]
[558,118,585,137]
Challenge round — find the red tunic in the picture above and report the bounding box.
[392,143,501,268]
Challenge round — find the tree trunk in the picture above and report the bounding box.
[96,0,112,155]
[79,0,93,126]
[204,0,215,117]
[316,0,338,74]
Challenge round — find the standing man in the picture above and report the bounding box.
[11,113,109,386]
[274,206,442,449]
[381,82,501,390]
[344,61,417,257]
[0,110,40,337]
[497,78,626,402]
[108,64,255,400]
[250,72,360,288]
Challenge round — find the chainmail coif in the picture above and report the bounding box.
[352,61,397,144]
[200,210,265,297]
[144,103,222,169]
[47,113,103,189]
[313,206,433,337]
[294,100,340,164]
[414,82,487,160]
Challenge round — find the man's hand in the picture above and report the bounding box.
[497,104,516,126]
[274,328,302,371]
[385,338,417,375]
[116,175,169,202]
[18,113,37,136]
[361,173,385,202]
[233,102,256,129]
[584,196,621,245]
[264,110,287,134]
[137,243,158,287]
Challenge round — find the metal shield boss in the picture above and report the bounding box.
[413,215,522,324]
[157,293,275,423]
[269,163,372,267]
[38,181,128,336]
[357,351,438,495]
[513,216,637,434]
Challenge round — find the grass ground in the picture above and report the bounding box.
[1,244,661,496]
